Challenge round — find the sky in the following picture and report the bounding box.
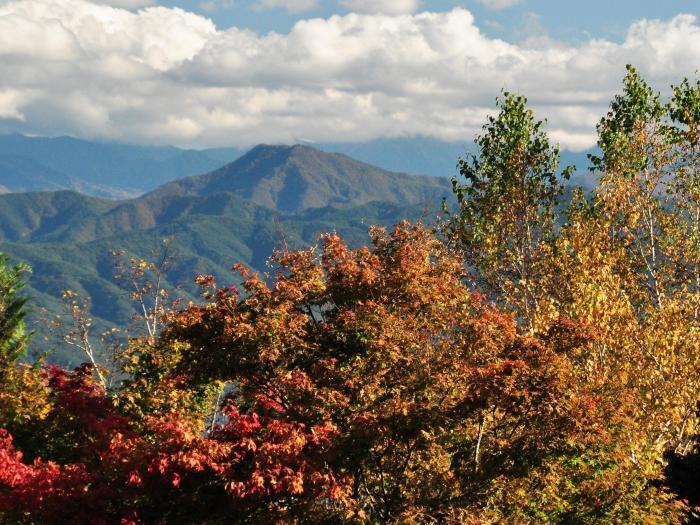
[0,0,698,151]
[161,0,699,43]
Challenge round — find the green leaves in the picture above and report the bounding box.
[0,253,31,371]
[592,65,666,175]
[669,77,700,144]
[452,91,572,327]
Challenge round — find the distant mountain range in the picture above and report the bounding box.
[152,144,451,213]
[0,134,241,198]
[0,144,453,365]
[0,134,596,200]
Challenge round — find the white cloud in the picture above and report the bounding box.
[340,0,420,15]
[255,0,318,13]
[88,0,154,8]
[0,0,699,151]
[0,90,27,120]
[476,0,523,10]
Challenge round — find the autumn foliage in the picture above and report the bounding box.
[1,66,699,524]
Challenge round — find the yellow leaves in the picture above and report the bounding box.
[103,209,696,523]
[552,199,700,462]
[0,364,52,427]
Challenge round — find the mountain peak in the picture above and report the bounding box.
[154,144,452,213]
[244,143,317,159]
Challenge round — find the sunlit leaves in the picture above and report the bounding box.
[452,92,573,328]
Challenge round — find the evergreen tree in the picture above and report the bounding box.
[0,253,31,372]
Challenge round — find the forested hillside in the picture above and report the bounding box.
[0,145,452,364]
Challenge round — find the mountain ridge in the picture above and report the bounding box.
[0,134,240,198]
[149,144,453,213]
[0,144,453,245]
[0,134,596,201]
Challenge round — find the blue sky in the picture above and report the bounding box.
[0,0,698,150]
[161,0,700,42]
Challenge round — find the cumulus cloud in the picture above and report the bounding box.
[476,0,523,10]
[88,0,155,8]
[255,0,318,13]
[0,0,699,151]
[340,0,420,15]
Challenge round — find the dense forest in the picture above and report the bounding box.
[0,66,699,523]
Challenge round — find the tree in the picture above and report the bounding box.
[664,74,700,519]
[113,238,176,343]
[452,92,573,329]
[0,254,46,449]
[0,223,684,523]
[0,253,31,373]
[539,68,700,501]
[589,64,673,311]
[154,222,681,523]
[667,76,700,313]
[0,362,343,525]
[449,68,699,520]
[54,291,109,389]
[46,240,178,389]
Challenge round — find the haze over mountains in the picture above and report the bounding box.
[0,134,595,199]
[0,134,471,198]
[0,134,239,198]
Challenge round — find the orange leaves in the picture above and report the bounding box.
[147,221,639,522]
[2,215,692,522]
